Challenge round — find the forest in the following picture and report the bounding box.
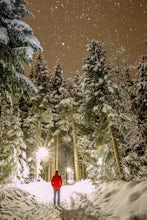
[0,0,147,185]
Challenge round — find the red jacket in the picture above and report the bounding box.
[51,173,62,190]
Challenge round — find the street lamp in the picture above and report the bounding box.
[36,147,48,180]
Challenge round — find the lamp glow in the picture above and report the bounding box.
[36,147,48,161]
[66,167,74,183]
[66,167,71,173]
[98,157,103,166]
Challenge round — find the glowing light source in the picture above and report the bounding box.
[66,167,71,173]
[66,167,74,183]
[98,157,103,166]
[36,147,48,161]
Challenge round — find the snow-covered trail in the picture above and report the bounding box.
[0,180,108,220]
[0,180,99,220]
[59,192,109,220]
[19,180,94,207]
[19,180,105,219]
[19,180,110,220]
[0,180,147,220]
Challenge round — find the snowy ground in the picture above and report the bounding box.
[0,179,147,220]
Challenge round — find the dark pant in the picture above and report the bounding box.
[53,189,60,205]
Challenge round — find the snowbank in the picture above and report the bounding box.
[89,180,147,220]
[0,185,60,220]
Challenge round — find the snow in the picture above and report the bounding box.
[24,35,42,51]
[89,181,147,220]
[0,27,9,45]
[0,179,147,220]
[5,19,32,32]
[18,179,94,206]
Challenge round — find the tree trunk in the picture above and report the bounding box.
[44,131,50,148]
[51,138,56,176]
[55,134,59,170]
[36,118,41,148]
[35,118,41,179]
[82,163,86,179]
[72,118,79,181]
[48,161,51,181]
[44,167,47,181]
[110,126,124,180]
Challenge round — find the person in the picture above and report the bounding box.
[51,170,62,206]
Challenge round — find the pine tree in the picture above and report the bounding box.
[52,60,63,95]
[132,56,147,144]
[0,82,29,183]
[0,0,42,86]
[51,61,65,177]
[81,41,110,130]
[57,73,86,181]
[30,54,52,93]
[81,41,124,180]
[123,56,147,179]
[108,49,147,180]
[20,54,54,180]
[0,0,42,183]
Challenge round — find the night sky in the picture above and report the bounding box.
[26,0,147,78]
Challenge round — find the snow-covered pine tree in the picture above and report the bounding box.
[70,74,97,180]
[50,61,66,178]
[0,0,42,86]
[108,49,147,180]
[71,73,89,180]
[20,54,54,180]
[131,56,147,145]
[0,81,29,183]
[80,41,124,180]
[106,48,135,180]
[52,60,63,95]
[123,56,147,179]
[81,41,110,130]
[0,0,42,183]
[57,74,84,181]
[30,54,53,93]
